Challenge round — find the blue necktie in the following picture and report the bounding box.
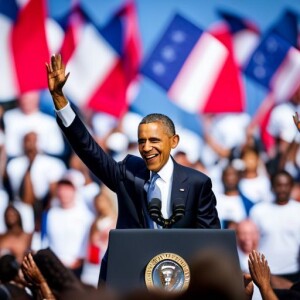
[147,173,161,202]
[146,173,161,228]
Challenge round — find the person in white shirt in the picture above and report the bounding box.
[80,186,117,287]
[236,219,260,273]
[3,90,65,159]
[42,179,94,278]
[201,112,251,168]
[250,169,300,283]
[0,189,9,234]
[216,164,253,228]
[267,87,300,177]
[238,145,272,204]
[6,131,67,235]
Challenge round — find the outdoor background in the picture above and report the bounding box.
[45,0,300,134]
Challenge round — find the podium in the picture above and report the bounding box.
[105,228,240,293]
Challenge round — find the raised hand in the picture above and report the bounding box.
[46,54,69,94]
[45,54,69,109]
[248,250,278,300]
[21,253,56,299]
[293,112,300,132]
[243,273,254,300]
[21,252,45,286]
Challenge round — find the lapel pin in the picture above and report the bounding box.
[180,188,184,192]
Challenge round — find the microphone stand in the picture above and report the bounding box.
[148,198,185,228]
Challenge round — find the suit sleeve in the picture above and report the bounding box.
[57,114,121,192]
[197,177,221,229]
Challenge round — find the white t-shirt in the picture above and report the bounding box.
[239,175,272,203]
[216,194,247,226]
[7,154,66,200]
[43,199,94,266]
[250,199,300,274]
[0,190,9,233]
[267,101,300,143]
[201,113,251,167]
[3,108,65,157]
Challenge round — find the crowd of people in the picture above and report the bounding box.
[0,88,118,289]
[0,53,300,299]
[1,246,300,299]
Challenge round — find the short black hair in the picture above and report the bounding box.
[4,204,23,230]
[57,179,75,188]
[270,169,294,187]
[0,254,20,283]
[139,113,176,136]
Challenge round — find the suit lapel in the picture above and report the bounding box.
[170,160,189,209]
[133,158,188,226]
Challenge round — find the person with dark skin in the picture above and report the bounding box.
[216,164,255,229]
[248,250,279,300]
[0,204,32,264]
[0,254,33,299]
[266,87,300,176]
[21,252,56,300]
[32,248,86,299]
[250,170,300,284]
[45,53,220,285]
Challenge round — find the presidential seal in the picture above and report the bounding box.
[145,253,190,292]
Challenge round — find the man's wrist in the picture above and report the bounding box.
[51,91,68,110]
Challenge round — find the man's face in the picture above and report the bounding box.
[56,183,76,208]
[222,166,239,192]
[242,151,259,172]
[138,121,179,172]
[236,221,259,254]
[272,174,293,204]
[23,132,38,155]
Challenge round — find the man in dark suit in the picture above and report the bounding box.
[46,54,221,284]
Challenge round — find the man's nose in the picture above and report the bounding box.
[143,140,152,151]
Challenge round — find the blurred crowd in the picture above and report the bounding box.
[0,85,300,299]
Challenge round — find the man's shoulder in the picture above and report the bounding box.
[271,102,295,116]
[123,153,143,163]
[174,160,211,180]
[121,154,148,180]
[3,108,22,122]
[249,201,272,216]
[122,154,146,170]
[288,199,300,208]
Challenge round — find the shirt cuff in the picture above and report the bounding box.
[55,102,76,127]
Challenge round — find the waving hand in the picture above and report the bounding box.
[45,54,69,109]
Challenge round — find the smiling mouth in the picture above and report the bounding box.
[145,154,158,161]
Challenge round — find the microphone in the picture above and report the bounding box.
[172,198,185,222]
[148,198,165,227]
[148,198,185,228]
[164,198,185,228]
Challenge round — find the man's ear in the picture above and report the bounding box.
[171,134,180,149]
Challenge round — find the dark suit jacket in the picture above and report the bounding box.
[57,114,221,281]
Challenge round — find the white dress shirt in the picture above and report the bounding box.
[155,157,174,219]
